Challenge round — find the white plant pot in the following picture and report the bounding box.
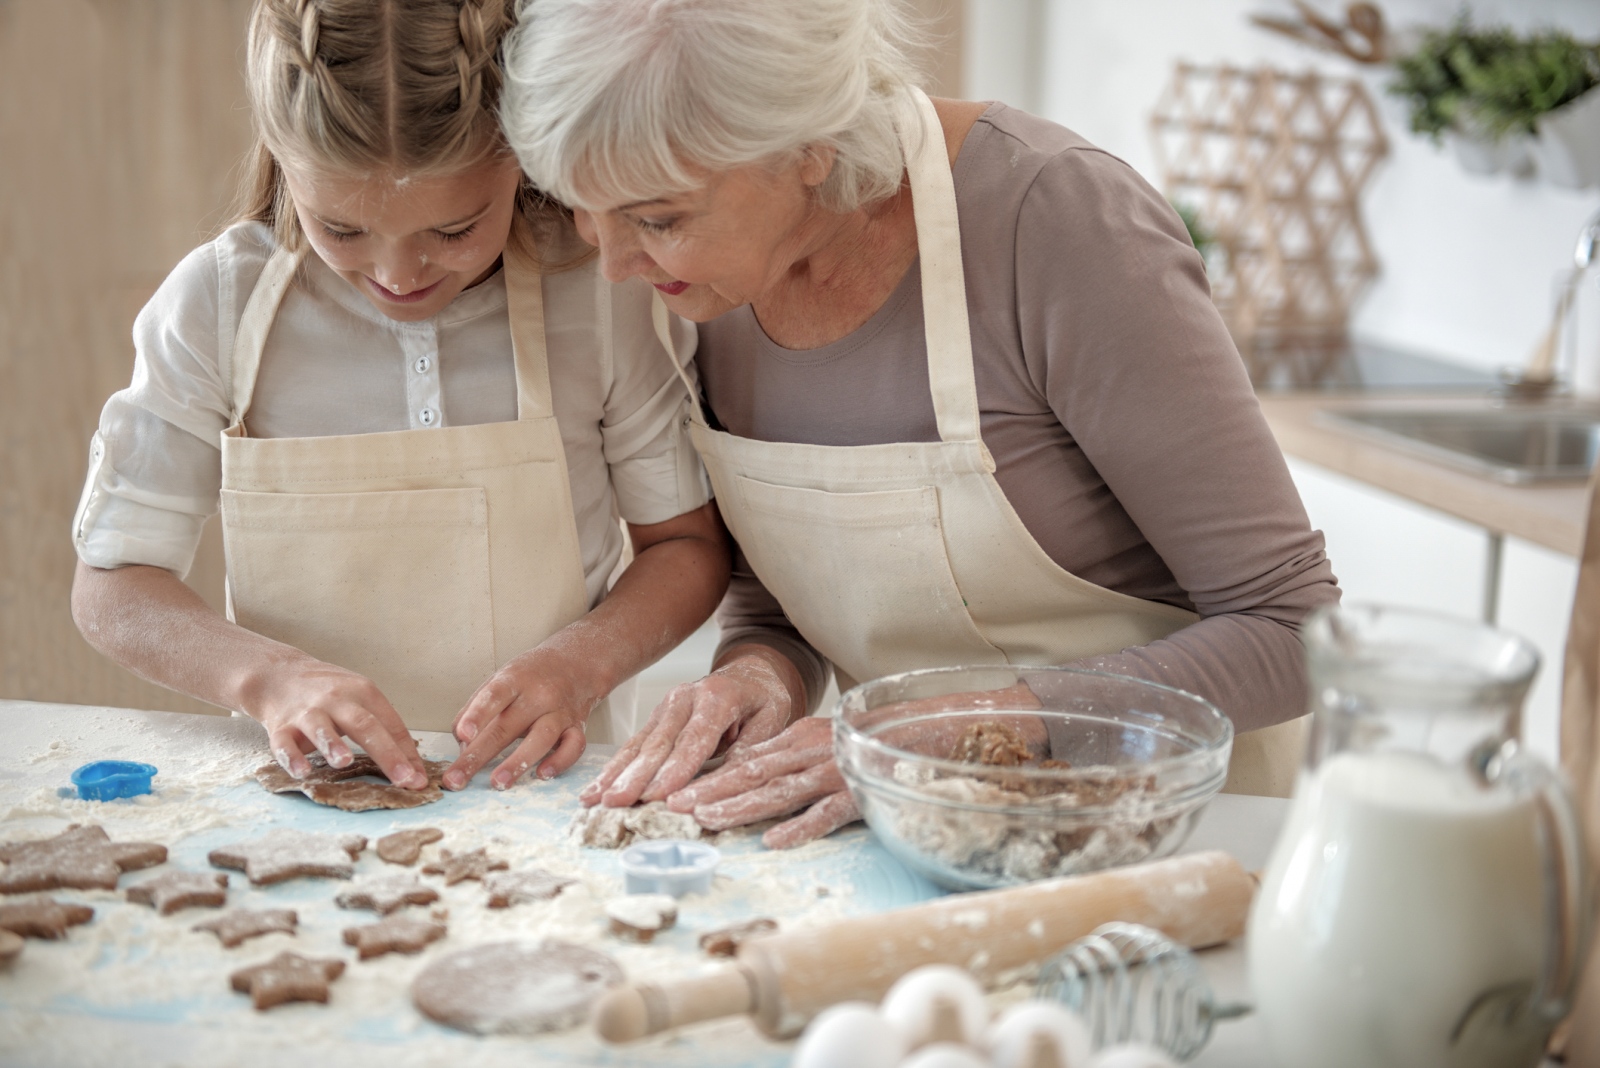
[1534,87,1600,190]
[1448,128,1535,177]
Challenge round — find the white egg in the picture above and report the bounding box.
[899,1042,996,1068]
[882,965,990,1048]
[1087,1043,1180,1068]
[792,1002,908,1068]
[984,1001,1093,1068]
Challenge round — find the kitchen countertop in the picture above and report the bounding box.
[1257,391,1590,556]
[0,699,1291,1068]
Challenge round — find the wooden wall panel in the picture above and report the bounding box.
[1,0,248,712]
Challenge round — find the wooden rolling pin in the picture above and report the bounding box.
[595,850,1255,1041]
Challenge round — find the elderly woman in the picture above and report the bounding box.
[503,0,1340,848]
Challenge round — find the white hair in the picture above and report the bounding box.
[501,0,927,213]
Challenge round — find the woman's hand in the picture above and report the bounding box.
[443,647,598,791]
[662,716,860,849]
[653,681,1048,850]
[579,646,802,809]
[245,655,429,788]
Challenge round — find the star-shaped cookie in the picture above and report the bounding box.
[335,873,439,915]
[208,829,366,885]
[483,868,576,908]
[0,898,95,939]
[126,870,228,914]
[421,848,507,885]
[193,908,298,948]
[255,755,447,812]
[342,915,446,959]
[375,827,444,866]
[230,951,345,1010]
[0,825,166,893]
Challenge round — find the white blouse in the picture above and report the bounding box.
[74,222,710,609]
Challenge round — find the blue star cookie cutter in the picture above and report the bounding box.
[70,761,158,801]
[620,839,721,897]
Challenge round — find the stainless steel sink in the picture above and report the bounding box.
[1317,405,1600,484]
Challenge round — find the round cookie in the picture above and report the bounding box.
[411,940,622,1035]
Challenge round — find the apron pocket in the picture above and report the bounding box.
[730,475,1006,685]
[220,487,496,731]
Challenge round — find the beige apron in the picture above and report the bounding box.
[217,239,627,740]
[653,88,1304,795]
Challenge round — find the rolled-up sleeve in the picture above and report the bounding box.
[73,241,235,578]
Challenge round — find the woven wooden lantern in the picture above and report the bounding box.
[1149,63,1388,386]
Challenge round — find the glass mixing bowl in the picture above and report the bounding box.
[834,666,1234,891]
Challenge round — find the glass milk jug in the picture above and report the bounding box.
[1248,605,1588,1068]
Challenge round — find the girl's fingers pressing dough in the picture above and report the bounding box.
[340,704,429,788]
[487,714,567,790]
[538,725,587,781]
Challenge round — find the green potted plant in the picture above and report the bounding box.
[1388,17,1600,186]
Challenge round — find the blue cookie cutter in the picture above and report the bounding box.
[620,839,721,897]
[70,761,158,801]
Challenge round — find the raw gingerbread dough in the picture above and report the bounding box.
[230,951,345,1010]
[375,827,443,866]
[483,868,575,908]
[342,915,446,959]
[255,755,447,812]
[411,940,623,1035]
[335,873,439,914]
[0,825,166,893]
[193,909,297,948]
[125,870,228,915]
[949,721,1037,766]
[570,802,702,849]
[208,829,366,885]
[699,917,778,957]
[605,894,678,943]
[422,847,507,885]
[0,898,94,939]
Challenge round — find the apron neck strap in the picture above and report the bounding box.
[227,228,556,429]
[897,87,983,445]
[652,293,707,424]
[228,245,305,429]
[503,232,556,420]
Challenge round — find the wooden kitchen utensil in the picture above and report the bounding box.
[594,850,1256,1042]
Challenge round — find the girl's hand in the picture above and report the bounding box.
[662,717,860,849]
[443,648,597,791]
[578,648,799,809]
[247,656,429,789]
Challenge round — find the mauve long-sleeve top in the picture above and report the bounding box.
[693,101,1340,734]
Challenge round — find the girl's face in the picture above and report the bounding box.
[569,151,833,323]
[283,156,523,323]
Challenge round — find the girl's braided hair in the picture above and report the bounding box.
[235,0,568,258]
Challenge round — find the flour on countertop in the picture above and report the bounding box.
[1,712,859,1067]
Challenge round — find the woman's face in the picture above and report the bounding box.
[570,152,833,322]
[283,156,523,323]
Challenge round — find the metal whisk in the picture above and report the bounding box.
[1034,922,1251,1061]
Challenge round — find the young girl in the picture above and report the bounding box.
[69,0,727,795]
